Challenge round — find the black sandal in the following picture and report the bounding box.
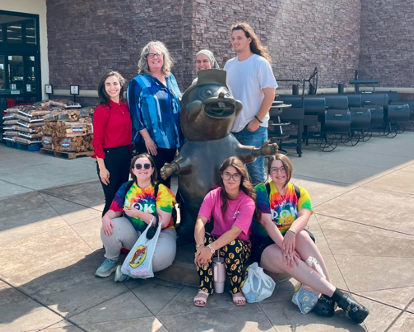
[313,294,337,317]
[336,293,370,324]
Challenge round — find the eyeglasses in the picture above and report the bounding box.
[222,172,241,181]
[147,53,162,59]
[270,167,287,174]
[134,163,152,170]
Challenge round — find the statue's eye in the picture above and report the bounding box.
[203,89,213,98]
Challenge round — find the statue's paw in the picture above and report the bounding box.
[269,142,279,155]
[259,140,278,156]
[160,163,174,180]
[160,166,168,180]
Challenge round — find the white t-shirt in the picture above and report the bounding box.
[224,54,278,132]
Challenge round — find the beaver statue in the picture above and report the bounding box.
[161,69,278,246]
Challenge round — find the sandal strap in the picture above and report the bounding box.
[232,296,246,302]
[194,290,209,304]
[194,296,207,304]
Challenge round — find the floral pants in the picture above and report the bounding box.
[196,232,251,295]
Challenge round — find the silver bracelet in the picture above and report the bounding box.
[207,244,215,253]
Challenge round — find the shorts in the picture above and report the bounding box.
[250,229,315,264]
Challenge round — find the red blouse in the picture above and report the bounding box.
[92,100,132,159]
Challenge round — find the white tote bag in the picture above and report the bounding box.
[121,221,161,279]
[241,262,276,303]
[292,256,326,314]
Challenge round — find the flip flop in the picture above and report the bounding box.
[232,292,246,306]
[194,290,209,307]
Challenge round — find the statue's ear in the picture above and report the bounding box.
[235,100,243,117]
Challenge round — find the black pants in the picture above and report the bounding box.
[135,139,176,188]
[97,145,131,217]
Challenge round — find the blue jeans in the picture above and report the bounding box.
[233,126,268,186]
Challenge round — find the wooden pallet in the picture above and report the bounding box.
[5,141,42,151]
[40,148,93,159]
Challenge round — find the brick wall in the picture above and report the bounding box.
[359,0,414,87]
[189,0,361,90]
[46,0,194,92]
[46,0,361,93]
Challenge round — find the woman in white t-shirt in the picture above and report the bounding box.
[193,157,259,307]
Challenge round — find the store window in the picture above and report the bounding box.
[7,24,23,43]
[0,14,37,45]
[8,55,24,93]
[0,11,40,101]
[26,20,36,44]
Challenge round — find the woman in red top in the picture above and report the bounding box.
[93,70,132,216]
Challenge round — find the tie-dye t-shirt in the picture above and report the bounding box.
[250,181,313,237]
[109,181,176,232]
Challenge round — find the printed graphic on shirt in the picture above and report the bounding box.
[110,182,176,232]
[251,182,312,237]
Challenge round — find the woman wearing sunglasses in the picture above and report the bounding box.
[193,157,259,307]
[128,41,184,189]
[95,153,177,281]
[250,154,369,324]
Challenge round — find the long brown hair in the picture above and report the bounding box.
[97,70,126,106]
[267,154,293,188]
[219,157,261,221]
[231,22,272,64]
[130,153,158,186]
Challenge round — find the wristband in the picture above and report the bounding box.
[196,243,204,249]
[288,229,296,235]
[254,115,263,123]
[207,244,215,254]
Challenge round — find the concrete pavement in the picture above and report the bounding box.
[0,132,413,332]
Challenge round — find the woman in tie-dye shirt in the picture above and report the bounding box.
[95,153,177,282]
[250,154,369,324]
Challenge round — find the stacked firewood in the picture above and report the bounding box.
[2,101,95,150]
[53,135,93,153]
[34,99,81,109]
[2,105,49,145]
[42,105,95,152]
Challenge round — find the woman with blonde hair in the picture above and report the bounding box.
[128,41,184,188]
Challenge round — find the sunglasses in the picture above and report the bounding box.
[134,163,152,170]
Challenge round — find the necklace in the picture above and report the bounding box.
[115,102,124,114]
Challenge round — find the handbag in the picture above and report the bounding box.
[241,262,276,303]
[121,220,161,279]
[292,256,326,314]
